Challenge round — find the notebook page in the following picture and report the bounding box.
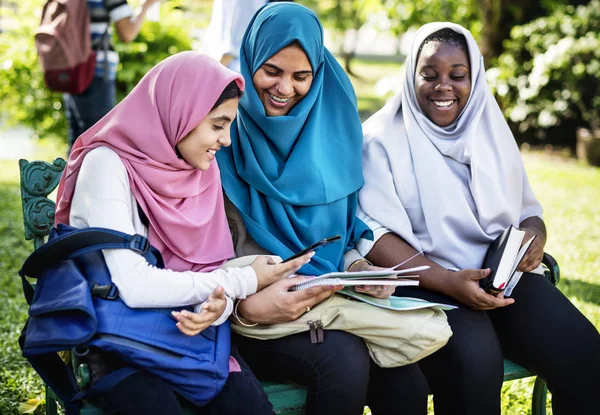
[289,278,419,291]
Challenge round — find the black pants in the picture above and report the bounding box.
[394,272,600,415]
[234,330,429,415]
[64,76,116,151]
[88,347,274,415]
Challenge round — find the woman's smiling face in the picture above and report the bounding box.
[252,43,313,116]
[176,98,239,171]
[414,41,471,127]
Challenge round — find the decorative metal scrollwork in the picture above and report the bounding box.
[19,158,66,196]
[23,197,56,238]
[19,158,66,244]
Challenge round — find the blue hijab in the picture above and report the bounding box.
[217,3,371,274]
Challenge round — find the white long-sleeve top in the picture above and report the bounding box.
[199,0,267,71]
[69,146,258,325]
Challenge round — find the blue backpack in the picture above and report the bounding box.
[19,224,231,414]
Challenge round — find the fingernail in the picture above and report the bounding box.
[171,311,179,317]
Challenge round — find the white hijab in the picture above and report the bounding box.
[358,22,542,270]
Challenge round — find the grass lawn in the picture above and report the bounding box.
[0,59,598,414]
[347,58,404,121]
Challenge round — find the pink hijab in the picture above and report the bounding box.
[55,52,245,272]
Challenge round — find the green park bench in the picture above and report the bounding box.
[19,157,560,415]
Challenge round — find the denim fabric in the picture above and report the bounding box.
[64,76,116,151]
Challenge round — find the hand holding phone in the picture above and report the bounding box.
[281,235,341,263]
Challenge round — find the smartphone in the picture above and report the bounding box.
[281,235,341,263]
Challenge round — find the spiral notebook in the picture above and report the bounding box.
[289,265,429,291]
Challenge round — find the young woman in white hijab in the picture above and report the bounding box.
[358,22,600,415]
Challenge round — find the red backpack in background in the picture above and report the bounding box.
[35,0,95,95]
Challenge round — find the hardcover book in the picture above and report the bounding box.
[479,226,536,295]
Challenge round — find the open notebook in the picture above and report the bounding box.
[288,265,429,291]
[220,254,430,292]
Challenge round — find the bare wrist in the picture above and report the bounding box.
[232,300,257,327]
[424,267,455,297]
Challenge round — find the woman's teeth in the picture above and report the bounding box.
[268,93,290,103]
[433,100,454,108]
[207,149,216,155]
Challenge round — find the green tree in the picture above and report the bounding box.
[0,0,194,142]
[383,0,577,66]
[0,0,62,140]
[487,1,600,143]
[298,0,385,75]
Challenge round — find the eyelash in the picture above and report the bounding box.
[421,75,466,81]
[212,125,224,131]
[264,70,309,82]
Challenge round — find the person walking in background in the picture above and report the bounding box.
[200,0,266,72]
[200,0,292,72]
[65,0,161,152]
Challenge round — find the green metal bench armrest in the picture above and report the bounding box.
[19,158,66,250]
[542,252,560,285]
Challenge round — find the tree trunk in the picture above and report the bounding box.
[479,0,502,68]
[344,50,356,76]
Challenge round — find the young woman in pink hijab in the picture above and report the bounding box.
[54,51,309,414]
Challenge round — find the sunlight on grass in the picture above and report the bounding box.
[523,151,600,329]
[343,58,404,121]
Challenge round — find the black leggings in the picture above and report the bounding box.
[88,347,274,415]
[234,329,429,415]
[394,272,600,415]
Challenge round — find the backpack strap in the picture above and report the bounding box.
[19,227,163,306]
[19,227,155,412]
[19,324,82,415]
[99,0,111,82]
[100,24,110,83]
[20,227,163,279]
[65,94,85,132]
[20,328,139,415]
[78,366,139,398]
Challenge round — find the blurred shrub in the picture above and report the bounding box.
[0,0,193,141]
[487,0,600,146]
[115,2,193,102]
[0,0,60,140]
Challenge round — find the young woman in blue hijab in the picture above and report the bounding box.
[216,3,429,415]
